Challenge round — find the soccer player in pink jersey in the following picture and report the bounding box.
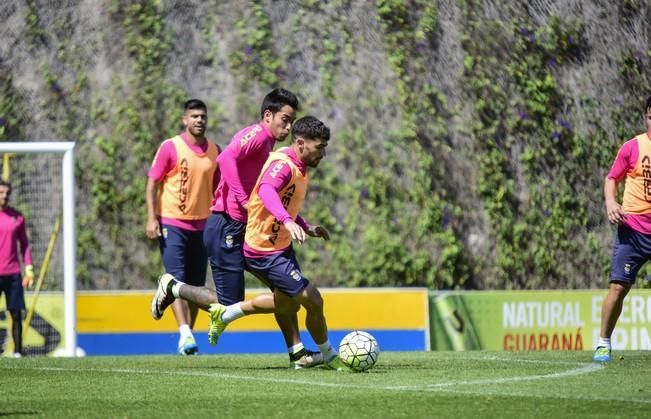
[208,116,347,370]
[146,99,220,355]
[0,180,34,357]
[151,95,327,368]
[594,95,651,362]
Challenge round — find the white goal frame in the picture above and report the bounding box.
[0,142,77,357]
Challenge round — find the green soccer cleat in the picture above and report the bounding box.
[324,354,350,372]
[289,349,324,369]
[178,335,198,355]
[592,346,611,362]
[151,273,177,320]
[208,303,227,345]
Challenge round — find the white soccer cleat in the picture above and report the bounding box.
[151,273,176,320]
[289,349,324,369]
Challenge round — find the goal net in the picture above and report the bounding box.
[0,142,76,357]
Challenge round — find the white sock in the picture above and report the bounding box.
[317,340,337,359]
[288,342,305,355]
[178,324,192,343]
[222,303,245,324]
[598,337,611,349]
[171,282,184,298]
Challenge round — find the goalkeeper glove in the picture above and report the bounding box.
[22,264,34,288]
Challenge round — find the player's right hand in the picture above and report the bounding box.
[22,265,34,288]
[284,220,306,244]
[146,219,161,239]
[605,200,627,225]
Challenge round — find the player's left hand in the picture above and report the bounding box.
[306,225,330,241]
[22,265,34,288]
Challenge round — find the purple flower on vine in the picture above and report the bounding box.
[518,27,530,36]
[558,118,572,130]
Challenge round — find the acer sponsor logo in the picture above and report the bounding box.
[240,124,262,147]
[178,158,189,213]
[269,184,296,245]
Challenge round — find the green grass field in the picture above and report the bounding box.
[1,351,650,418]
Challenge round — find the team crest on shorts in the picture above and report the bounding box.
[624,263,631,274]
[162,227,168,239]
[225,235,234,248]
[290,269,302,281]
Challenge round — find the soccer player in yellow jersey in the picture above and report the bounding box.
[208,116,346,369]
[594,95,651,362]
[146,99,220,355]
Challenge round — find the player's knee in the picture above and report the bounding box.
[301,286,323,312]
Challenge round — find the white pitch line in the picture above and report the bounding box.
[15,360,600,393]
[8,359,649,405]
[388,362,602,390]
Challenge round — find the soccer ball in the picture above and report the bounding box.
[338,331,380,372]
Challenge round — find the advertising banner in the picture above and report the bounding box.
[429,290,651,351]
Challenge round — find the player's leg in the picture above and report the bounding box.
[204,212,246,305]
[594,225,639,362]
[158,225,197,355]
[248,249,331,368]
[184,228,209,329]
[208,252,322,367]
[599,282,630,338]
[6,273,26,356]
[247,268,304,355]
[9,310,23,356]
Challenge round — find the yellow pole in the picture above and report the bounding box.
[2,153,16,181]
[22,216,61,342]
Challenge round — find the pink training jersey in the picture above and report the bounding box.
[148,132,221,231]
[211,122,278,223]
[0,207,33,276]
[243,147,310,258]
[608,134,651,234]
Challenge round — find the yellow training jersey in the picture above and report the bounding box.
[157,135,218,220]
[245,150,308,252]
[623,133,651,214]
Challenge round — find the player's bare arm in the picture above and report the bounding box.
[145,177,162,238]
[603,176,626,225]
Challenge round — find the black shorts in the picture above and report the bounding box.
[0,273,25,312]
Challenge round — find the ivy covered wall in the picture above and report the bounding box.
[1,0,649,290]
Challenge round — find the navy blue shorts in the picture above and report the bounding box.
[0,273,25,312]
[203,212,246,305]
[610,224,651,284]
[245,247,310,297]
[159,224,207,286]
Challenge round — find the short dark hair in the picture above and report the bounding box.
[0,180,11,192]
[184,99,207,112]
[260,88,299,118]
[291,116,330,142]
[646,95,651,112]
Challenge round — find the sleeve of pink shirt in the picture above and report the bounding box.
[17,217,32,266]
[608,139,637,182]
[258,161,295,224]
[212,145,222,194]
[218,126,271,206]
[148,140,177,181]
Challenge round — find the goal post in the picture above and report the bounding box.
[0,142,77,357]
